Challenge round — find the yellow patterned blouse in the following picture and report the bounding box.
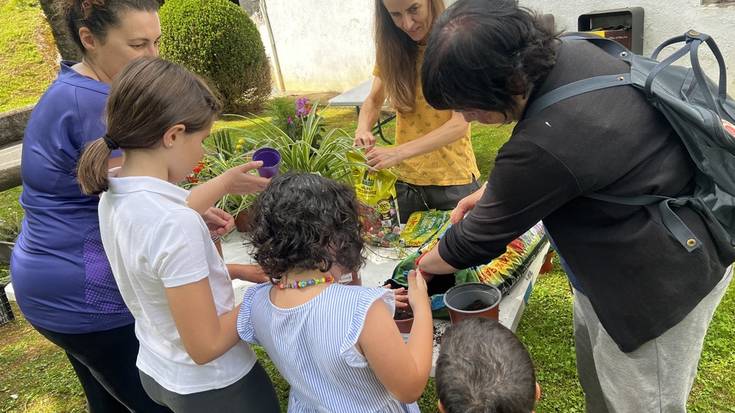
[373,45,479,186]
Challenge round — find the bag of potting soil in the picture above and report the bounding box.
[388,221,547,318]
[347,152,401,247]
[399,210,451,247]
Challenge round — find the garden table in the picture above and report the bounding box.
[328,78,396,144]
[3,231,548,376]
[221,232,550,376]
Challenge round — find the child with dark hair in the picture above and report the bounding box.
[436,318,540,413]
[78,57,279,412]
[238,172,434,412]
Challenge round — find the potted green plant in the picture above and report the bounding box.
[185,102,364,233]
[221,101,359,183]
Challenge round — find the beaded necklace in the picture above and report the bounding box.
[278,275,335,289]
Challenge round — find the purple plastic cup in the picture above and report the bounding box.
[252,147,281,178]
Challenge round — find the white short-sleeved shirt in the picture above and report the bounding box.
[99,174,256,394]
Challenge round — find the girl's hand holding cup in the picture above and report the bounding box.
[223,161,270,194]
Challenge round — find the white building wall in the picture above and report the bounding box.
[255,0,376,92]
[254,0,735,93]
[521,0,735,91]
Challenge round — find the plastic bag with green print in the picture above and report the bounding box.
[388,221,548,319]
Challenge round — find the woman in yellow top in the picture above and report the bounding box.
[355,0,480,223]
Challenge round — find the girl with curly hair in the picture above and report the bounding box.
[238,172,434,412]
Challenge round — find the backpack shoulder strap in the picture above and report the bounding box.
[560,32,633,58]
[524,73,631,118]
[587,193,702,252]
[524,35,634,118]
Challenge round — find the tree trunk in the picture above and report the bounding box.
[38,0,82,62]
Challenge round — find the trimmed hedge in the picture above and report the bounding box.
[160,0,271,113]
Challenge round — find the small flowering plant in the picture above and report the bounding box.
[267,96,324,143]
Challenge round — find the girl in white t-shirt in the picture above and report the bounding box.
[76,57,280,412]
[238,172,434,412]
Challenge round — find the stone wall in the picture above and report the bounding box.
[0,106,32,148]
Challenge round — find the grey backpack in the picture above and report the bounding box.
[525,30,735,254]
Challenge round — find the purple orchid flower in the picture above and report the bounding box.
[295,97,310,118]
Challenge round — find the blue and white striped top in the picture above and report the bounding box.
[237,283,421,413]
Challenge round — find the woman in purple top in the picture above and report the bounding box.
[10,1,172,411]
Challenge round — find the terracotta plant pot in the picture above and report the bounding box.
[234,210,253,233]
[394,308,414,334]
[539,250,555,274]
[444,283,501,324]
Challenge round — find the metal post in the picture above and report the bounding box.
[260,0,286,92]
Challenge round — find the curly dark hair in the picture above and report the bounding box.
[248,173,364,280]
[421,0,560,119]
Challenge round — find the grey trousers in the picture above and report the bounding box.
[139,361,280,413]
[396,179,480,223]
[573,265,733,413]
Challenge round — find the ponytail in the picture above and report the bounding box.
[76,57,221,196]
[77,137,113,195]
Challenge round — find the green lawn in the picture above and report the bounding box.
[0,0,57,112]
[1,1,734,410]
[1,110,734,411]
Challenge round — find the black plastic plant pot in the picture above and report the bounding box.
[443,282,501,324]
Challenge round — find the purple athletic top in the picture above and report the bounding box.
[10,62,133,333]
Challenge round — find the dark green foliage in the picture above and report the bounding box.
[266,97,300,139]
[159,0,271,113]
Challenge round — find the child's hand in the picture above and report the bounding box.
[392,287,409,309]
[223,161,270,195]
[228,264,269,283]
[407,270,429,311]
[202,207,235,236]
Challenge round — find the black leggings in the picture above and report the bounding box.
[33,323,172,413]
[139,362,281,413]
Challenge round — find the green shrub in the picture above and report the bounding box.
[159,0,271,113]
[266,96,298,137]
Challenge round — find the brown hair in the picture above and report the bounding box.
[374,0,445,113]
[62,0,161,54]
[77,57,222,195]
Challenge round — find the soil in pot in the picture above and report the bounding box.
[463,299,491,311]
[394,307,414,334]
